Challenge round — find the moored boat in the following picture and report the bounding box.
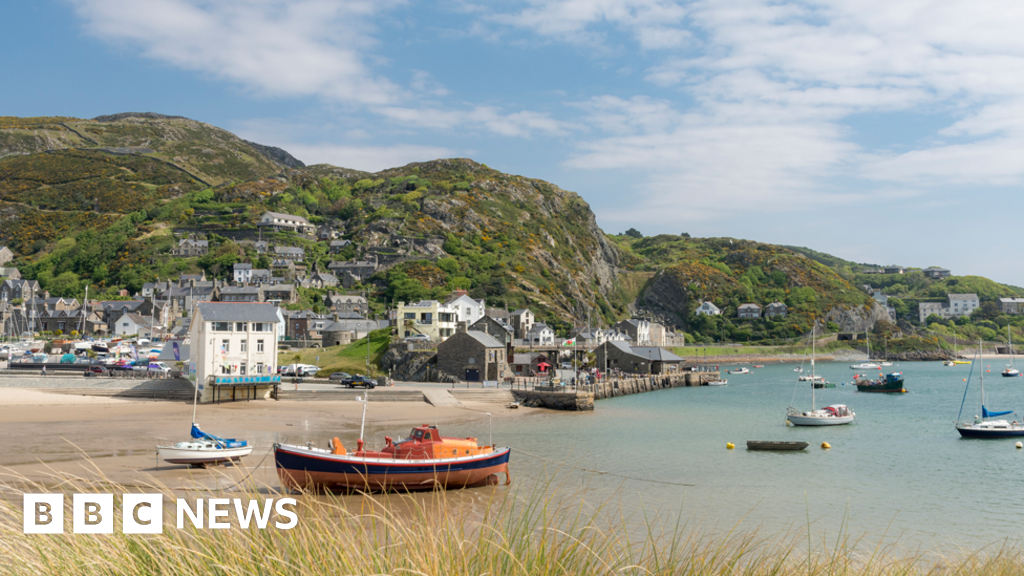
[275,424,511,492]
[956,341,1024,438]
[855,372,907,393]
[157,424,252,467]
[728,367,750,375]
[747,440,809,451]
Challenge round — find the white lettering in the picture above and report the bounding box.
[123,494,163,534]
[23,494,63,534]
[208,498,230,529]
[177,498,203,529]
[274,498,298,529]
[73,494,113,534]
[233,499,273,529]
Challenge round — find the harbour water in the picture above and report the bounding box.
[435,359,1024,552]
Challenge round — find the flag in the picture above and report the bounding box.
[564,339,575,346]
[130,344,138,360]
[172,342,180,361]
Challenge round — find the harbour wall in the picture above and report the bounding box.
[511,371,720,411]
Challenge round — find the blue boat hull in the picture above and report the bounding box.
[956,426,1024,438]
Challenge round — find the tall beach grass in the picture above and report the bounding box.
[1,467,1023,576]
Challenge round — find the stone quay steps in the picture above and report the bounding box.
[278,389,426,402]
[449,389,516,404]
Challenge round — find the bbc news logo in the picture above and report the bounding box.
[23,494,298,534]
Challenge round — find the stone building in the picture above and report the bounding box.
[172,238,209,257]
[470,315,515,345]
[436,328,510,383]
[737,303,762,319]
[0,246,13,266]
[594,341,685,375]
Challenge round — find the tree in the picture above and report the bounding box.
[624,228,643,239]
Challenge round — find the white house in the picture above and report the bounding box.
[189,302,281,403]
[257,212,314,234]
[113,312,160,338]
[510,309,535,340]
[695,302,721,316]
[396,300,460,341]
[233,263,253,284]
[919,293,980,322]
[527,322,556,345]
[445,291,486,326]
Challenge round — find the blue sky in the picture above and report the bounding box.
[5,0,1024,287]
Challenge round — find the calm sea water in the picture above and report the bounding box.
[437,359,1024,551]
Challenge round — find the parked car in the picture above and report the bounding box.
[560,362,574,369]
[296,364,320,377]
[341,374,376,389]
[404,334,431,342]
[147,362,172,374]
[279,364,300,376]
[85,365,108,375]
[329,372,352,381]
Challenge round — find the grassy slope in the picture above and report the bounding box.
[277,328,391,377]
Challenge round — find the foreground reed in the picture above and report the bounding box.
[1,467,1022,576]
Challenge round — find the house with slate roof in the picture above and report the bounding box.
[436,326,511,382]
[191,302,281,403]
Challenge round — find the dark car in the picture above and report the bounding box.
[329,372,352,381]
[341,374,376,389]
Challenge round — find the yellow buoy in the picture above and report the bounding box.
[726,442,735,450]
[1016,442,1022,449]
[821,441,831,449]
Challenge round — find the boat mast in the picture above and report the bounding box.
[811,322,816,412]
[979,340,985,414]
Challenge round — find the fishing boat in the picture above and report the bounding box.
[1002,325,1021,377]
[956,341,1024,438]
[813,381,836,389]
[855,372,907,393]
[787,325,855,426]
[728,367,750,375]
[706,379,728,386]
[850,362,881,370]
[275,396,511,492]
[747,440,809,451]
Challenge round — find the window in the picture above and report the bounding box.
[236,322,247,332]
[256,362,264,374]
[213,322,230,331]
[221,339,230,353]
[221,365,231,374]
[240,363,247,375]
[257,339,264,353]
[404,312,416,320]
[241,340,247,353]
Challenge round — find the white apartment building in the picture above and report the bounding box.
[918,293,980,322]
[190,302,280,403]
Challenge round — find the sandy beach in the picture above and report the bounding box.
[0,387,538,491]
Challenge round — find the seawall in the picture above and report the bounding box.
[511,371,720,411]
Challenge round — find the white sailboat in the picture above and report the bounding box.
[851,331,881,369]
[787,325,855,426]
[1003,325,1021,377]
[956,341,1024,437]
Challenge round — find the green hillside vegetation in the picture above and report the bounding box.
[278,328,391,377]
[4,113,1023,348]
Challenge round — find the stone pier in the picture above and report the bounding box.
[510,371,721,410]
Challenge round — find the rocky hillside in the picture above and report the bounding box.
[0,113,934,340]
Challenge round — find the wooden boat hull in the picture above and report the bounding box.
[275,444,512,492]
[747,441,809,451]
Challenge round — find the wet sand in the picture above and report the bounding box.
[0,388,538,492]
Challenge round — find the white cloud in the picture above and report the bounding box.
[69,0,403,106]
[282,143,457,173]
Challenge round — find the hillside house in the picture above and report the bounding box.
[695,301,721,316]
[327,258,378,283]
[303,271,339,289]
[396,299,459,341]
[765,302,787,318]
[0,279,40,302]
[526,323,556,345]
[233,263,253,284]
[274,246,305,261]
[263,284,296,304]
[445,291,486,326]
[737,304,761,319]
[329,239,352,254]
[0,246,13,266]
[919,293,980,322]
[0,267,19,280]
[613,319,652,345]
[258,212,314,234]
[218,286,263,303]
[999,298,1024,314]
[923,268,951,279]
[324,293,367,315]
[884,265,904,274]
[470,315,515,345]
[509,309,535,340]
[172,238,209,257]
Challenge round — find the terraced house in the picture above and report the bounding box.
[258,211,314,234]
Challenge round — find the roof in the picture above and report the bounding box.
[999,298,1024,303]
[767,301,787,307]
[219,286,261,294]
[738,303,761,309]
[262,211,310,224]
[949,293,979,300]
[274,246,305,254]
[630,346,685,362]
[234,263,253,270]
[196,302,280,323]
[457,330,504,348]
[511,309,531,315]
